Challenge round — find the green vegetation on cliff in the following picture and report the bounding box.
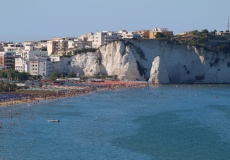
[72,48,96,55]
[164,29,230,53]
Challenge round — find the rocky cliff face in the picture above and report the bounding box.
[67,39,230,83]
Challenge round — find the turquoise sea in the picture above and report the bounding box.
[1,85,230,160]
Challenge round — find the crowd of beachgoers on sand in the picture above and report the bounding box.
[0,80,148,107]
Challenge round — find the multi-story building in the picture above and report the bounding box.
[0,51,15,70]
[34,40,48,51]
[118,30,141,39]
[78,33,94,42]
[92,31,121,48]
[15,44,48,75]
[47,37,73,55]
[68,40,76,51]
[73,33,94,49]
[3,43,23,52]
[14,56,25,72]
[26,56,51,77]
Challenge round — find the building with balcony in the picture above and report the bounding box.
[27,56,51,77]
[118,30,141,39]
[3,43,23,52]
[47,38,73,55]
[34,40,48,51]
[15,45,48,73]
[92,31,121,48]
[0,51,15,70]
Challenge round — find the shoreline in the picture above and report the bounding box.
[0,81,148,107]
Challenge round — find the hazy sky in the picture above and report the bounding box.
[1,0,230,42]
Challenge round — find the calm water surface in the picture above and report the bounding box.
[1,85,230,160]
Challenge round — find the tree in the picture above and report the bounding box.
[49,72,58,81]
[155,32,167,38]
[191,30,199,35]
[0,70,7,78]
[18,72,30,81]
[210,30,217,35]
[201,29,209,34]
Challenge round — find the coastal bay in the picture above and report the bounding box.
[1,85,230,160]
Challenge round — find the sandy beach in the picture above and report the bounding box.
[0,80,148,107]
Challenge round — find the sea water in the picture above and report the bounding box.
[1,85,230,160]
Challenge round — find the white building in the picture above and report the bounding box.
[34,40,48,51]
[118,30,141,39]
[3,43,23,52]
[74,32,94,49]
[15,44,49,75]
[47,38,68,55]
[27,56,51,77]
[18,44,48,59]
[68,40,76,50]
[92,31,121,48]
[50,55,60,62]
[15,57,25,72]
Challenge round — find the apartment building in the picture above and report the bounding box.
[34,40,48,51]
[0,51,15,69]
[3,43,23,52]
[118,30,141,39]
[73,33,94,49]
[92,31,121,48]
[15,44,48,73]
[47,38,73,55]
[27,57,51,77]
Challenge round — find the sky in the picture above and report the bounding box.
[1,0,230,42]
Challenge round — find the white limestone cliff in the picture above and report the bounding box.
[59,39,230,84]
[148,56,169,84]
[70,52,100,77]
[98,41,142,80]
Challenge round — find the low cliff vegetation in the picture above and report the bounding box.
[171,30,230,53]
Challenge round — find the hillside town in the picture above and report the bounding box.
[1,27,230,79]
[0,28,173,104]
[0,27,230,87]
[0,28,174,77]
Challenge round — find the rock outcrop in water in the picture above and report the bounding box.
[54,39,230,84]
